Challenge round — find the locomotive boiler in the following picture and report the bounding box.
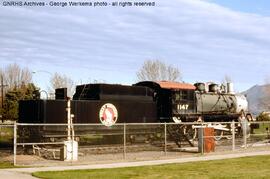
[195,83,248,115]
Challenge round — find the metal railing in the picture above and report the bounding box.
[1,121,270,166]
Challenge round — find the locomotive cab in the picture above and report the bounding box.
[134,81,196,122]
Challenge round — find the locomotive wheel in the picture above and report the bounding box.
[211,123,230,141]
[183,125,197,141]
[18,126,30,142]
[214,130,224,141]
[145,134,155,144]
[129,135,136,143]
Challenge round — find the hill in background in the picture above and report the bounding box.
[242,84,270,115]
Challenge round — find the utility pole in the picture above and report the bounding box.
[1,75,4,108]
[0,74,7,122]
[1,74,8,108]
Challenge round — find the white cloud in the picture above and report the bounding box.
[0,0,270,91]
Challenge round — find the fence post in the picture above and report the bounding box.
[164,123,167,156]
[244,119,247,149]
[123,123,126,159]
[201,128,204,155]
[232,121,235,151]
[13,121,17,166]
[198,122,204,155]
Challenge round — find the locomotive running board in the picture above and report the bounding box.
[192,124,230,131]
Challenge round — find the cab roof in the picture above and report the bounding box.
[156,81,196,90]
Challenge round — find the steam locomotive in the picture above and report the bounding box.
[19,81,254,133]
[135,81,251,124]
[17,80,259,147]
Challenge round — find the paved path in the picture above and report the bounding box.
[1,150,270,179]
[0,171,37,179]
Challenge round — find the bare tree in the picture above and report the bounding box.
[0,64,35,119]
[49,73,75,97]
[0,63,32,108]
[1,63,32,89]
[136,60,181,81]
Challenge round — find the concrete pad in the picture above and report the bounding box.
[4,150,270,173]
[0,171,37,179]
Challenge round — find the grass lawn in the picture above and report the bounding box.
[0,126,13,144]
[0,162,15,169]
[254,123,270,134]
[33,155,270,179]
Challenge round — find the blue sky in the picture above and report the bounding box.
[209,0,270,16]
[1,0,270,93]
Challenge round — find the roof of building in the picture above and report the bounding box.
[156,81,196,90]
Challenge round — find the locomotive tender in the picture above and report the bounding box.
[19,80,252,127]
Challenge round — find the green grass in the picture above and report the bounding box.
[252,123,270,141]
[0,127,13,143]
[33,155,270,179]
[0,162,15,169]
[254,123,270,134]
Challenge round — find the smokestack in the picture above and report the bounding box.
[227,83,234,94]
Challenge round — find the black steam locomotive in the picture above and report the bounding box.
[19,81,254,130]
[18,80,258,146]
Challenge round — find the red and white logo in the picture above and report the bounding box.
[99,103,118,126]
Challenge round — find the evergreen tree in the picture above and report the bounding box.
[1,83,39,121]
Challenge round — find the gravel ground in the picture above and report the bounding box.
[1,138,269,167]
